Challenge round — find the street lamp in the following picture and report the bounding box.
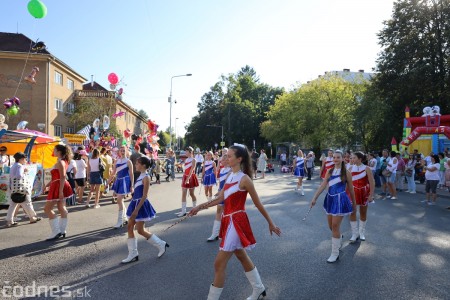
[206,124,224,148]
[169,73,192,149]
[175,117,179,150]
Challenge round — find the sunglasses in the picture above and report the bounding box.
[0,149,6,152]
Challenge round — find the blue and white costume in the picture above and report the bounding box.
[293,157,305,178]
[323,169,353,216]
[112,158,132,195]
[218,167,231,191]
[126,174,156,222]
[202,161,217,186]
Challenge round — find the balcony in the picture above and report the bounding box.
[74,90,115,98]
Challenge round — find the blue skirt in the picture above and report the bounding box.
[323,191,353,216]
[90,171,103,185]
[112,175,131,195]
[294,167,305,178]
[202,173,217,186]
[126,198,156,222]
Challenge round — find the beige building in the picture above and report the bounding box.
[0,32,146,139]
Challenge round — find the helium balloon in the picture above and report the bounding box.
[110,84,116,90]
[7,106,19,116]
[0,114,8,130]
[118,88,123,95]
[24,66,39,84]
[92,118,100,130]
[103,115,110,130]
[3,100,12,109]
[124,129,131,139]
[27,0,48,19]
[17,121,28,130]
[108,73,119,85]
[12,97,20,106]
[122,139,127,146]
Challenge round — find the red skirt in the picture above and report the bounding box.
[47,180,73,201]
[181,174,199,189]
[354,185,370,206]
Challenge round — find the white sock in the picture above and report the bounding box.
[192,201,197,207]
[181,202,186,213]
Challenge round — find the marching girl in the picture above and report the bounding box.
[292,149,307,195]
[121,156,169,263]
[348,152,375,243]
[44,145,74,241]
[176,146,198,217]
[310,150,355,263]
[320,149,334,180]
[206,148,230,242]
[190,144,281,300]
[202,151,217,201]
[109,146,134,229]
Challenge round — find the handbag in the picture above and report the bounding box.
[98,158,106,174]
[382,169,392,177]
[11,193,27,203]
[405,169,413,177]
[10,176,30,203]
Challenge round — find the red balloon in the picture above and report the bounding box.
[108,73,119,85]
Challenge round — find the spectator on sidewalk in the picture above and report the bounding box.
[305,152,314,180]
[395,152,405,192]
[422,155,440,205]
[194,150,204,176]
[438,153,447,189]
[405,154,417,194]
[280,152,287,166]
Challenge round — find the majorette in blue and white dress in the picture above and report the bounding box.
[126,174,156,222]
[112,158,132,195]
[218,167,231,206]
[323,169,353,216]
[202,160,217,186]
[293,157,305,178]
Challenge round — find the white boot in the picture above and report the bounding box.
[59,217,68,238]
[300,186,304,196]
[176,202,187,217]
[359,220,366,241]
[46,218,61,241]
[148,234,169,257]
[207,284,223,300]
[327,237,340,263]
[121,238,139,263]
[245,267,266,300]
[192,200,197,208]
[207,196,212,201]
[339,234,343,250]
[349,221,359,243]
[207,220,221,242]
[122,208,128,225]
[113,210,125,229]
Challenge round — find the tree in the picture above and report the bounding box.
[138,109,149,120]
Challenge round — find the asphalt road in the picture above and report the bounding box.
[1,169,449,300]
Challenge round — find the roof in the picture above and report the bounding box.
[83,81,108,91]
[0,32,50,54]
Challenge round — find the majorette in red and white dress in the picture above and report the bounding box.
[321,157,334,179]
[219,170,256,251]
[351,164,370,206]
[181,157,199,189]
[47,161,73,201]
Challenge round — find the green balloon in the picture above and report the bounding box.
[27,0,47,19]
[122,140,127,146]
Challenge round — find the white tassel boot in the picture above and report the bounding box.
[359,220,366,241]
[121,238,138,264]
[207,284,223,300]
[46,218,61,241]
[122,208,128,225]
[59,217,68,238]
[148,234,170,257]
[113,210,125,229]
[245,267,266,300]
[327,237,340,263]
[207,220,221,242]
[349,221,359,243]
[176,202,187,217]
[300,185,304,196]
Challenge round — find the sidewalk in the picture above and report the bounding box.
[412,181,450,200]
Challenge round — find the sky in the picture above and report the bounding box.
[1,0,395,136]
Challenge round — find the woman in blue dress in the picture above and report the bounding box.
[310,150,355,263]
[121,156,169,263]
[202,151,217,201]
[292,150,307,195]
[109,146,134,229]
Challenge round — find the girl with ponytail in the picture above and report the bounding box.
[310,150,355,263]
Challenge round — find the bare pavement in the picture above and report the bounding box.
[1,168,449,300]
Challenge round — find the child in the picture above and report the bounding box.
[121,156,169,263]
[202,151,217,200]
[190,144,281,299]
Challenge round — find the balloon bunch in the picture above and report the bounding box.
[24,66,40,84]
[0,114,8,130]
[107,72,125,101]
[3,97,21,116]
[146,119,160,152]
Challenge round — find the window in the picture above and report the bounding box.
[66,102,75,114]
[55,71,63,85]
[55,98,63,111]
[54,125,62,137]
[67,79,74,90]
[66,126,75,134]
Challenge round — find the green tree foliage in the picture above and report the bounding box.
[185,66,283,149]
[138,109,149,120]
[374,0,450,144]
[261,75,366,151]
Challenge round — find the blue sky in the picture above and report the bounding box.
[2,0,394,135]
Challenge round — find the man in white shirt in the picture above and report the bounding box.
[280,152,287,166]
[195,151,204,175]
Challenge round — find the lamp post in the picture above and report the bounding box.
[175,117,179,150]
[169,73,192,149]
[206,124,224,148]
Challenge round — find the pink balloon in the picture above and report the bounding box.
[108,73,119,85]
[118,88,123,95]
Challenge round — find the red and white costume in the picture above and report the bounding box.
[351,164,370,206]
[47,161,73,201]
[181,157,199,189]
[219,171,256,251]
[321,157,334,179]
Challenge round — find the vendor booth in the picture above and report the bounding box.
[0,129,60,205]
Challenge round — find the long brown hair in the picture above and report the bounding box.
[230,144,253,179]
[55,144,72,162]
[327,150,347,182]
